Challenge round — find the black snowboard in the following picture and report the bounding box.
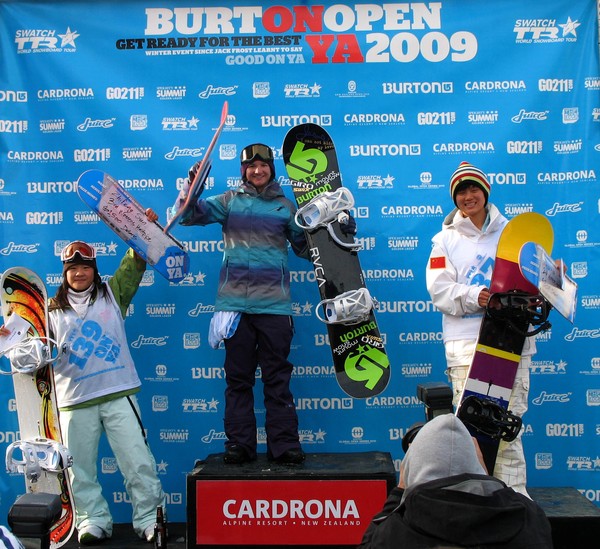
[283,124,390,398]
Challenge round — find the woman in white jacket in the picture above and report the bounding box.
[425,161,533,497]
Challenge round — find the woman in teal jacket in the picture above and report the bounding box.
[181,143,309,465]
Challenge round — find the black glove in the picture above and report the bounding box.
[187,161,201,184]
[339,212,357,236]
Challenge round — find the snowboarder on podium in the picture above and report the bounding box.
[178,144,312,464]
[425,161,533,496]
[48,228,166,545]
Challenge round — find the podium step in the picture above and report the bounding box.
[187,451,397,548]
[530,487,600,549]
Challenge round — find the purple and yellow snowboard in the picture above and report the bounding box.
[457,213,553,472]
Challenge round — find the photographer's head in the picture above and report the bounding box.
[400,414,486,498]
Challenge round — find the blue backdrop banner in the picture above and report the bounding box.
[1,0,599,523]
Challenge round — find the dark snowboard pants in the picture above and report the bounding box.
[223,313,300,459]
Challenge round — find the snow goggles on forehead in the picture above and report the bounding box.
[60,241,96,262]
[240,143,274,163]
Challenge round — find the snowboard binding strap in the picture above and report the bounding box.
[295,187,361,250]
[1,337,67,375]
[316,287,375,325]
[6,437,73,482]
[457,395,522,442]
[486,291,552,337]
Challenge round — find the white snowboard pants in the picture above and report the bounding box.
[445,339,531,497]
[59,395,166,538]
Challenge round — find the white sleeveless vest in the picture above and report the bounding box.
[49,285,140,407]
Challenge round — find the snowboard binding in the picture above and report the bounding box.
[6,437,73,482]
[1,337,67,375]
[486,291,552,337]
[295,187,361,250]
[316,287,375,325]
[457,395,522,442]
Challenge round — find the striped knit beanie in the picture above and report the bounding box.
[449,161,491,205]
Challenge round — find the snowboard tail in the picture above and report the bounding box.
[165,101,228,232]
[283,124,390,398]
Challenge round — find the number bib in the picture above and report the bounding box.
[50,286,140,407]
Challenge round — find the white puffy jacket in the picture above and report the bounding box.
[425,204,536,360]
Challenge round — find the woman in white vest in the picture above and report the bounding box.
[49,220,165,545]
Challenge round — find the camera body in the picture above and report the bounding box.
[402,382,454,452]
[417,382,454,421]
[401,381,522,453]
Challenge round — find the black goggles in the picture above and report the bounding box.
[60,241,96,262]
[240,143,273,163]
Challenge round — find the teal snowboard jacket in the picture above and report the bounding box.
[182,179,309,315]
